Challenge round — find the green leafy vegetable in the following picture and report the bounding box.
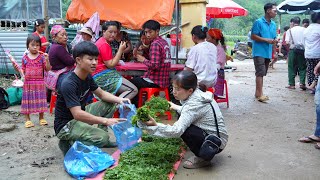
[131,96,170,126]
[104,134,185,180]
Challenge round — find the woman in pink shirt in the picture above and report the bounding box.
[207,28,227,70]
[93,21,137,99]
[207,28,227,96]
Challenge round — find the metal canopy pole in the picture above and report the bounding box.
[43,0,49,40]
[175,0,180,64]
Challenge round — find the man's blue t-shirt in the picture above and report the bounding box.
[251,16,276,59]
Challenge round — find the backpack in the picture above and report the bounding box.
[0,87,10,110]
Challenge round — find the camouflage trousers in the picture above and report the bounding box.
[56,101,116,148]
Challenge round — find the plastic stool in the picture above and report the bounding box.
[138,87,172,120]
[214,80,229,108]
[49,92,57,114]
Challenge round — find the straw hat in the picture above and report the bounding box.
[78,27,94,37]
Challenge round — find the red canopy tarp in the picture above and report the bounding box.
[66,0,175,30]
[206,0,248,19]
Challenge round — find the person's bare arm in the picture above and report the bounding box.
[104,41,126,68]
[314,61,320,75]
[93,87,130,104]
[123,41,132,54]
[69,106,124,126]
[251,34,276,44]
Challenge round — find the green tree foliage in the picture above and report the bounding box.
[215,0,309,36]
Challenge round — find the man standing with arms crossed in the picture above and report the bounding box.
[251,3,277,102]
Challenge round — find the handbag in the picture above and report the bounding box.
[44,66,72,91]
[289,29,305,55]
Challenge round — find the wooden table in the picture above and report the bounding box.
[115,62,185,77]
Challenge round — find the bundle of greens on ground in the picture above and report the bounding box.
[131,96,170,126]
[104,134,186,180]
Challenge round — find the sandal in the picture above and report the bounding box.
[183,155,211,169]
[300,84,307,91]
[298,136,320,143]
[285,85,295,89]
[315,143,320,150]
[25,120,35,128]
[39,119,48,126]
[257,95,269,102]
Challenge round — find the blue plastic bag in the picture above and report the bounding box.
[112,104,142,152]
[64,141,115,179]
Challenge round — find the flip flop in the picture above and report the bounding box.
[183,155,211,169]
[25,120,35,128]
[257,95,269,102]
[298,136,320,143]
[315,143,320,150]
[39,119,48,126]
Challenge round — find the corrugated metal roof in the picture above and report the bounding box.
[0,31,28,75]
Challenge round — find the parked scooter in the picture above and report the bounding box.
[231,42,252,61]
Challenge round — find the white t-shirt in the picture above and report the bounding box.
[185,41,217,88]
[303,23,320,59]
[285,26,305,49]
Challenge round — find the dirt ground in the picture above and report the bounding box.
[1,60,320,180]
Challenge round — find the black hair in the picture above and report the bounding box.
[173,70,198,91]
[114,21,122,30]
[73,41,99,59]
[33,19,45,32]
[290,18,294,23]
[302,19,310,24]
[26,34,41,48]
[101,21,119,33]
[191,25,208,40]
[120,31,130,41]
[142,20,160,31]
[284,26,290,31]
[292,16,301,24]
[311,12,320,23]
[139,30,145,38]
[264,3,276,13]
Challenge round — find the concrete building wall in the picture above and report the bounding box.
[180,0,208,48]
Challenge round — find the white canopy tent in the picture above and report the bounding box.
[277,0,320,14]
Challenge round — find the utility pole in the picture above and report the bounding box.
[43,0,49,40]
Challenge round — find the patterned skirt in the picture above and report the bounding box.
[21,79,47,114]
[93,69,122,95]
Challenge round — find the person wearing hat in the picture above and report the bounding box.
[78,27,95,42]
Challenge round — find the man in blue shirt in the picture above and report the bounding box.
[251,3,277,102]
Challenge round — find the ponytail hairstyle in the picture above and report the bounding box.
[207,28,226,51]
[191,25,208,40]
[33,19,45,32]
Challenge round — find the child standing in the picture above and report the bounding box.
[32,19,50,53]
[21,34,51,128]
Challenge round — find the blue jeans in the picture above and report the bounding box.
[314,79,320,137]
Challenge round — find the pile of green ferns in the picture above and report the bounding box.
[131,96,170,126]
[104,134,185,180]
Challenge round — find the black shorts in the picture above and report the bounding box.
[253,57,270,77]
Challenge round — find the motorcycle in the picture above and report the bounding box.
[231,42,252,61]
